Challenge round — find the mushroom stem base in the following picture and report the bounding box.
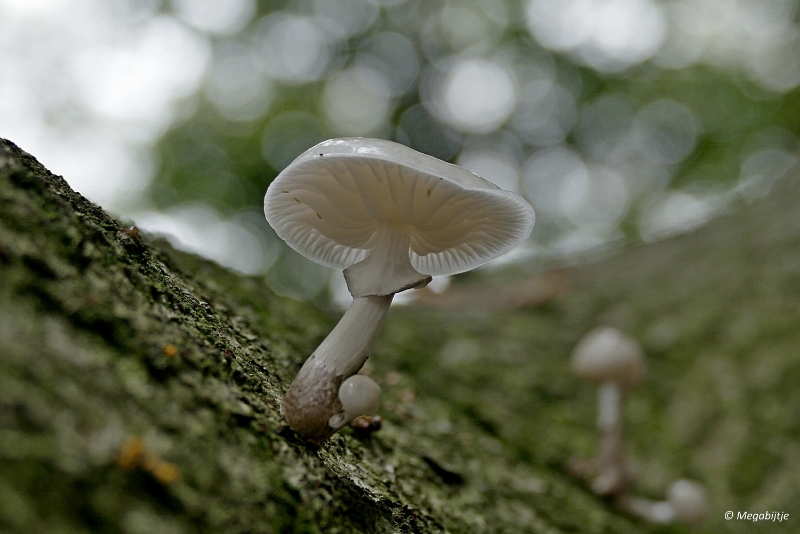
[280,294,392,445]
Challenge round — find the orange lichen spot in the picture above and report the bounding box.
[163,344,178,358]
[350,415,382,433]
[116,436,145,471]
[147,459,181,485]
[316,212,322,219]
[124,226,139,238]
[293,197,301,203]
[117,435,179,484]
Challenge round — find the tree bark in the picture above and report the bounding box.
[1,137,797,533]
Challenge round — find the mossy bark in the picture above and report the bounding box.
[1,137,797,533]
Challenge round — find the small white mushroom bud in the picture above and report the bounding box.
[328,375,381,430]
[667,479,708,526]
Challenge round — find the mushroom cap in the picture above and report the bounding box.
[571,327,645,388]
[264,137,535,277]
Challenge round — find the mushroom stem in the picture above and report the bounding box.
[591,383,630,495]
[616,494,676,524]
[591,419,628,495]
[598,382,620,429]
[344,225,431,298]
[281,294,393,445]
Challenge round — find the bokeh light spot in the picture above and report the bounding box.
[204,43,273,122]
[322,66,392,136]
[255,13,336,84]
[458,149,521,194]
[523,146,587,214]
[426,57,517,134]
[170,0,256,36]
[525,0,666,72]
[633,99,699,165]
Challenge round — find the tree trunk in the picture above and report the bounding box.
[1,138,797,533]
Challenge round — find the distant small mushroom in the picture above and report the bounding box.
[570,326,645,495]
[265,137,535,444]
[666,479,709,525]
[617,479,708,526]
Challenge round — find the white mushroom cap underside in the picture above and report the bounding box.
[264,138,535,276]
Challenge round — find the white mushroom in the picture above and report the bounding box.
[616,479,708,526]
[570,326,645,495]
[666,479,709,525]
[329,374,381,430]
[265,137,535,444]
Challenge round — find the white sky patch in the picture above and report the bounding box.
[134,205,280,275]
[0,0,71,18]
[525,0,667,72]
[0,1,211,213]
[171,0,256,36]
[46,132,156,209]
[657,0,800,91]
[73,16,210,135]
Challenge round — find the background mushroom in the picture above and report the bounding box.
[265,137,535,444]
[570,326,645,495]
[616,479,709,526]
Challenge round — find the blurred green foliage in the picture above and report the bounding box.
[149,0,800,297]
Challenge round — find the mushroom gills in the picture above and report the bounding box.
[344,225,431,298]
